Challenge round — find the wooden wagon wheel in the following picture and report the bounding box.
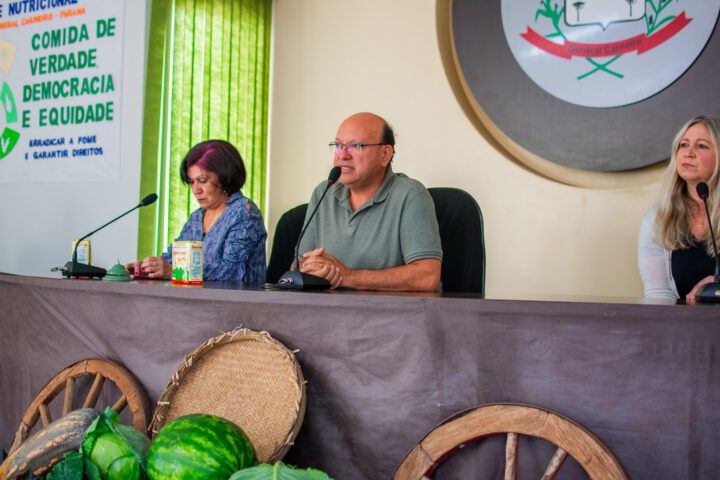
[9,358,152,453]
[393,403,629,480]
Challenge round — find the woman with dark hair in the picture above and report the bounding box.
[638,115,720,303]
[126,140,266,283]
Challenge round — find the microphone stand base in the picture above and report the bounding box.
[62,261,107,279]
[276,270,331,290]
[697,282,720,304]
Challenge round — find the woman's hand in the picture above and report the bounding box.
[124,260,140,274]
[686,275,714,305]
[125,256,171,279]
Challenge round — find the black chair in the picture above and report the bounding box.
[266,203,308,284]
[429,187,485,294]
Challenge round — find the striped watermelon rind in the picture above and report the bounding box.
[146,414,258,480]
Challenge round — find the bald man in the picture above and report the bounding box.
[297,112,442,291]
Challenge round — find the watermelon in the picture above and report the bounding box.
[146,414,257,480]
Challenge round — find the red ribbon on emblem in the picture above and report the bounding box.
[520,12,692,59]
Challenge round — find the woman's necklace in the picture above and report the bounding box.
[203,206,226,233]
[692,213,706,237]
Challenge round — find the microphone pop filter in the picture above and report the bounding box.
[141,193,158,206]
[328,166,341,184]
[697,182,710,199]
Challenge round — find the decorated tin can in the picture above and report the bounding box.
[72,239,91,265]
[171,241,203,285]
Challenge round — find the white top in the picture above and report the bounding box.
[637,205,679,304]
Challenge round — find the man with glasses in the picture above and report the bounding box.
[297,112,442,291]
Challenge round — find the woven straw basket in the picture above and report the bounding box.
[150,329,306,463]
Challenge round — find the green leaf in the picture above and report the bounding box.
[45,452,85,480]
[652,15,676,31]
[535,9,550,22]
[84,458,102,480]
[228,462,334,480]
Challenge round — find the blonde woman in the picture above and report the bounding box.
[638,115,720,304]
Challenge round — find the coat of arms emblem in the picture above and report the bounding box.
[502,0,719,107]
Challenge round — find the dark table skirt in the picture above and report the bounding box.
[1,273,718,479]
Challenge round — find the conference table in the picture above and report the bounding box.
[1,272,718,479]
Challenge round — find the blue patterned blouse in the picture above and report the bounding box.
[161,192,267,283]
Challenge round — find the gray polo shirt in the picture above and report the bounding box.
[298,166,442,270]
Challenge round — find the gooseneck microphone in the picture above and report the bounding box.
[694,182,720,303]
[62,193,159,279]
[277,166,341,290]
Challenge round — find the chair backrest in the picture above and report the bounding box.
[428,187,485,294]
[393,403,629,480]
[266,203,308,284]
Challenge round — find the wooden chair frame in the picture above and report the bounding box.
[9,358,152,452]
[393,403,629,480]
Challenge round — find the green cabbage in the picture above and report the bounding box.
[228,461,333,480]
[80,407,150,480]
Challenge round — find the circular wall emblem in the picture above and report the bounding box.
[502,0,719,108]
[444,0,720,184]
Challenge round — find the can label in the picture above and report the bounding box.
[72,239,91,265]
[172,241,203,285]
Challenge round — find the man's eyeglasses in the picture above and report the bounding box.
[329,142,387,154]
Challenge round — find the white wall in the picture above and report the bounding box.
[267,0,659,298]
[0,0,149,277]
